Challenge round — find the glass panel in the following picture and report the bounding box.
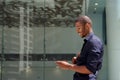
[0,0,85,80]
[2,0,45,54]
[44,0,84,80]
[45,64,73,80]
[1,0,45,80]
[2,61,44,80]
[45,0,83,53]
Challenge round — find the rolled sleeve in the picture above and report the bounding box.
[86,42,102,74]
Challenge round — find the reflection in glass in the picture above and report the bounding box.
[0,0,85,80]
[0,0,84,28]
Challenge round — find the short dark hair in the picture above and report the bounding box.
[75,15,92,26]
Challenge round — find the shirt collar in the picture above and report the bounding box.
[84,32,94,41]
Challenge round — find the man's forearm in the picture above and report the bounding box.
[68,64,92,74]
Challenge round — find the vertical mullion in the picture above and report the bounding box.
[1,0,5,80]
[43,0,46,80]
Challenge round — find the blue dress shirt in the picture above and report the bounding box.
[73,32,104,80]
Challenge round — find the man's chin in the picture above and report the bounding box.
[80,35,85,38]
[81,36,84,38]
[78,34,84,38]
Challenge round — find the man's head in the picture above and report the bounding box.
[75,15,93,38]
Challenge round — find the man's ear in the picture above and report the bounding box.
[85,23,90,29]
[86,23,90,26]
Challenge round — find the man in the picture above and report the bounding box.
[56,15,104,80]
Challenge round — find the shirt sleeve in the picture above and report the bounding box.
[85,41,103,74]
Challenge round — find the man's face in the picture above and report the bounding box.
[75,22,88,38]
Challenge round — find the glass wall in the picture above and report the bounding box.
[0,0,86,80]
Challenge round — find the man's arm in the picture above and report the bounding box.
[56,61,92,74]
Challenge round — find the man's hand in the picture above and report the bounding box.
[56,61,71,70]
[72,52,80,64]
[72,57,77,64]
